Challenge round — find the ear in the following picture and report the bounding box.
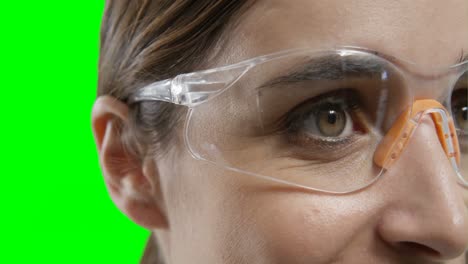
[91,95,168,229]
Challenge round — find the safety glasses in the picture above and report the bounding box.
[130,47,468,194]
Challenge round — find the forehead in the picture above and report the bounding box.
[220,0,468,67]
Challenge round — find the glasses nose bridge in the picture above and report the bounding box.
[403,71,456,101]
[374,99,461,176]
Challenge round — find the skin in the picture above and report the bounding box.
[92,0,468,263]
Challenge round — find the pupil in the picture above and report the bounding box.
[328,111,338,124]
[463,107,467,121]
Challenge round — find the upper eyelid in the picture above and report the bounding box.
[288,90,360,120]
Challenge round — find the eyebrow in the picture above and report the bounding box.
[259,55,388,89]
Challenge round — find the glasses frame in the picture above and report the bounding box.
[129,46,468,194]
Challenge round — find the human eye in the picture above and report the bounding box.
[275,89,373,160]
[452,87,467,135]
[451,83,467,154]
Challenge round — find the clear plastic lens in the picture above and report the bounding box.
[452,71,468,185]
[123,47,468,193]
[138,49,468,193]
[185,50,417,193]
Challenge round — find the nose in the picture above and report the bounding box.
[377,115,468,260]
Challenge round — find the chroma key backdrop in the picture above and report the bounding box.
[0,2,149,263]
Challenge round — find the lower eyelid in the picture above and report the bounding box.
[285,132,371,161]
[288,122,361,148]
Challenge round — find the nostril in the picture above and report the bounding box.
[399,242,441,258]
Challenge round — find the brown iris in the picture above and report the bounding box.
[316,106,346,137]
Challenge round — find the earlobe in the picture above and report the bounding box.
[91,96,168,230]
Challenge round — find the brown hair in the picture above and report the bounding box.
[98,0,251,159]
[98,0,251,263]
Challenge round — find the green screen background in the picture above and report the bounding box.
[0,1,149,263]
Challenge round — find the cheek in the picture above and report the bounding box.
[244,192,376,263]
[162,154,381,263]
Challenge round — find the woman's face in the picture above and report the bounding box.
[155,0,468,263]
